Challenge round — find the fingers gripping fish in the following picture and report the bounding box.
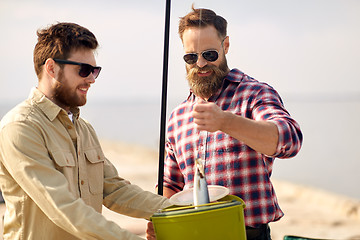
[193,157,210,207]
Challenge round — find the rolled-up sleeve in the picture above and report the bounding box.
[252,86,303,159]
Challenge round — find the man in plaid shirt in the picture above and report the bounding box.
[161,6,303,240]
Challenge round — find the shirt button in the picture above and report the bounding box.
[97,155,100,160]
[81,180,84,185]
[67,125,72,129]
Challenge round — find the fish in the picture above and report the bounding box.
[193,157,210,207]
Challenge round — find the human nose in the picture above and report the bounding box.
[196,54,208,68]
[86,74,96,84]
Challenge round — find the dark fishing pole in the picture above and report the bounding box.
[157,0,171,196]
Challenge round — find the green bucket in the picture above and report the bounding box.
[151,195,246,240]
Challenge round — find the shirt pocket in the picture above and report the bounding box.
[51,151,76,168]
[50,150,77,195]
[84,148,104,195]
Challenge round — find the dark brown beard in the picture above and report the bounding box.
[53,70,88,109]
[186,57,229,99]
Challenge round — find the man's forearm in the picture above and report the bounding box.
[220,111,279,156]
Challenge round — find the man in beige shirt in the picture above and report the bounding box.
[0,22,170,240]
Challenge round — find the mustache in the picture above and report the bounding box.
[188,65,216,75]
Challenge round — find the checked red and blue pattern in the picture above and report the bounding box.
[163,68,303,227]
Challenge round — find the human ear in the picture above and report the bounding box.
[44,58,56,78]
[223,36,230,54]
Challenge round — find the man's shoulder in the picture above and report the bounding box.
[228,69,274,90]
[0,99,34,129]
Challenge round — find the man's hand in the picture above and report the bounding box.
[192,99,225,132]
[146,221,156,240]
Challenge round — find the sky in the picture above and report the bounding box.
[0,0,359,103]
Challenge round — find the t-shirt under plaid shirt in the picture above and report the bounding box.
[164,68,303,227]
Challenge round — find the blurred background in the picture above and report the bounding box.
[0,0,359,199]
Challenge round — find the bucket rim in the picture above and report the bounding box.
[152,196,245,218]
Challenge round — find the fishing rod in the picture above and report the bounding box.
[157,0,171,196]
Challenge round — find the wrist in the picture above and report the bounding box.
[219,111,235,133]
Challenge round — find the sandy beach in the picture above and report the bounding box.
[1,139,360,240]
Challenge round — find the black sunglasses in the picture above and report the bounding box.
[183,38,227,65]
[53,59,102,79]
[183,50,219,65]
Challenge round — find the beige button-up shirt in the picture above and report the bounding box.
[0,88,170,240]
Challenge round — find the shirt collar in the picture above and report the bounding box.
[29,88,80,121]
[224,68,245,83]
[211,68,245,101]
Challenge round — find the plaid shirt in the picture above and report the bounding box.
[164,68,303,227]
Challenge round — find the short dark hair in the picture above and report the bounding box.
[178,5,227,41]
[33,22,98,78]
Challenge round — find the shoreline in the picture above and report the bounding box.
[1,140,360,240]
